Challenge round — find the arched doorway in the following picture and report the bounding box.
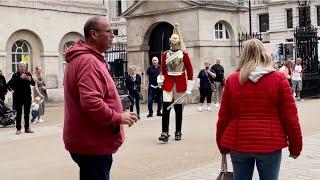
[148,22,173,65]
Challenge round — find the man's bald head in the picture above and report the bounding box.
[84,16,107,40]
[83,16,114,53]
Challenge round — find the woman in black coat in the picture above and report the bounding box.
[125,65,142,119]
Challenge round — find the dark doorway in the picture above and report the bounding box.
[148,22,173,65]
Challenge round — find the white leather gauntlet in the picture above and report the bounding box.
[186,80,194,94]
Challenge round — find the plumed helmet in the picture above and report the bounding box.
[169,23,186,51]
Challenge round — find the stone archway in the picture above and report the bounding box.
[145,22,174,66]
[58,32,83,87]
[5,29,44,75]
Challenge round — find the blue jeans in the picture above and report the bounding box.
[31,110,39,122]
[230,150,282,180]
[70,153,113,180]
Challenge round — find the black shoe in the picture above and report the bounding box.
[175,132,182,141]
[159,132,169,142]
[147,113,153,118]
[157,112,162,116]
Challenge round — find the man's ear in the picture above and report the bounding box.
[90,30,97,40]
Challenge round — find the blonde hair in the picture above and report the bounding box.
[129,65,136,74]
[237,38,272,85]
[35,66,43,81]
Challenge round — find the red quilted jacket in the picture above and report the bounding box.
[216,71,302,156]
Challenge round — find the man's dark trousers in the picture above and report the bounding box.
[15,97,31,131]
[147,87,162,114]
[71,153,113,180]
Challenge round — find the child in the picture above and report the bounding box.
[31,97,40,123]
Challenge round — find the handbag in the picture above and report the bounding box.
[205,70,216,92]
[121,95,134,110]
[216,153,233,180]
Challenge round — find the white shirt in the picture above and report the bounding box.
[292,65,302,81]
[31,102,39,111]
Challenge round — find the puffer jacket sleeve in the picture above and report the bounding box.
[278,75,303,156]
[216,77,232,153]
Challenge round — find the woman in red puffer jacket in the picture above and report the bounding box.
[216,38,302,180]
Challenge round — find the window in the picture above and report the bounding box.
[11,40,30,72]
[287,9,293,28]
[214,23,230,40]
[317,6,320,26]
[63,41,75,72]
[117,0,122,16]
[259,14,269,32]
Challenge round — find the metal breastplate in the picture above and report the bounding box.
[166,50,184,76]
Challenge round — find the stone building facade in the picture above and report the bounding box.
[247,0,320,61]
[0,0,106,102]
[122,0,246,93]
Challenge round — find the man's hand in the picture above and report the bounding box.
[121,112,138,127]
[20,73,28,79]
[289,154,299,159]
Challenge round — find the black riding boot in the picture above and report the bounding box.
[159,102,172,142]
[174,104,183,141]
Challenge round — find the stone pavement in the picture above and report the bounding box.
[0,100,319,179]
[165,133,320,180]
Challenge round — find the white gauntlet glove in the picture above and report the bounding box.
[157,75,164,85]
[186,80,194,94]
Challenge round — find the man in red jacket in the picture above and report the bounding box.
[159,23,194,142]
[63,16,137,180]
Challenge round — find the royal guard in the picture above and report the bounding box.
[159,23,194,142]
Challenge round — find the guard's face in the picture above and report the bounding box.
[170,43,180,51]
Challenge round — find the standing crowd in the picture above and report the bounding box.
[0,62,47,134]
[278,57,304,101]
[62,16,303,180]
[0,16,304,180]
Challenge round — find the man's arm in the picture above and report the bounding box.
[7,74,17,91]
[77,59,122,127]
[29,76,35,86]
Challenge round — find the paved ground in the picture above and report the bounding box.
[165,133,320,180]
[0,99,319,180]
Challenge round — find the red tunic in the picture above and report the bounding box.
[161,51,193,93]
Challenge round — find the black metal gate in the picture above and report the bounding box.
[105,43,128,95]
[294,4,320,98]
[238,32,262,54]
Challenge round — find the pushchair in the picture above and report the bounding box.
[0,99,16,127]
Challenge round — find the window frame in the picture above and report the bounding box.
[214,22,230,40]
[62,41,75,72]
[317,6,320,26]
[259,13,269,32]
[11,40,31,72]
[286,8,293,29]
